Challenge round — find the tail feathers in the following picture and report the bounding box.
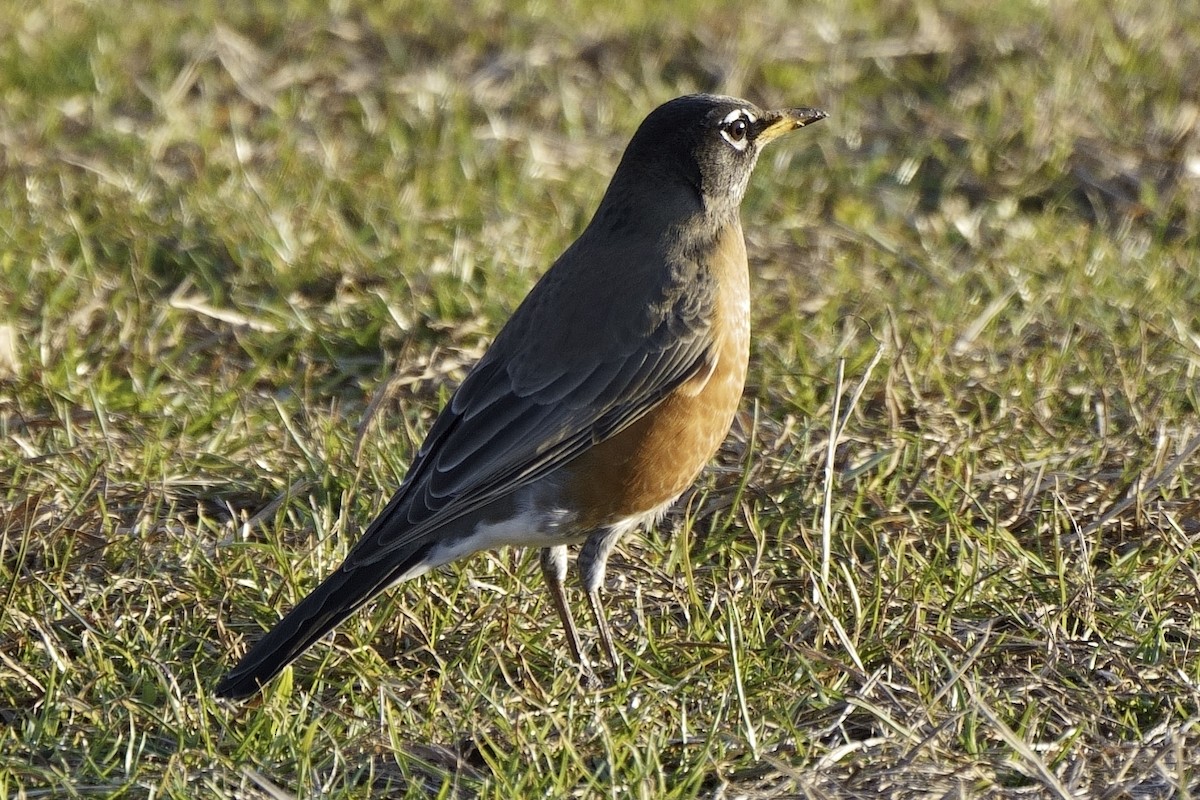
[215,549,424,699]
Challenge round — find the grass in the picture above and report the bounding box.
[2,0,1199,796]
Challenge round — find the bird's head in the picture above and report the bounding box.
[603,94,826,224]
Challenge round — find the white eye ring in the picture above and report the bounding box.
[720,111,754,151]
[722,108,757,125]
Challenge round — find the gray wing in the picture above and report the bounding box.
[213,225,726,699]
[346,239,718,567]
[212,265,715,698]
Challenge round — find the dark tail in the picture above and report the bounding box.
[215,549,424,699]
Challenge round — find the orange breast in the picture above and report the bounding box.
[563,226,750,528]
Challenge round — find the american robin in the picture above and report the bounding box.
[216,94,825,699]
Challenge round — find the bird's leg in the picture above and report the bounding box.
[578,529,626,680]
[586,588,622,678]
[539,546,588,669]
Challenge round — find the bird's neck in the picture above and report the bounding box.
[590,175,738,245]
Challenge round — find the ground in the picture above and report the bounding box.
[2,0,1199,797]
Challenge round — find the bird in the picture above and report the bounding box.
[215,93,826,699]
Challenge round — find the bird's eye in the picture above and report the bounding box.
[720,114,752,150]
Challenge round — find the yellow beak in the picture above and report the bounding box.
[758,107,827,145]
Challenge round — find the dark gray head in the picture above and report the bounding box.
[599,94,826,225]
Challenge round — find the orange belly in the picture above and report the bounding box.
[562,227,749,528]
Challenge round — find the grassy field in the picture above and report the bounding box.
[3,0,1200,797]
